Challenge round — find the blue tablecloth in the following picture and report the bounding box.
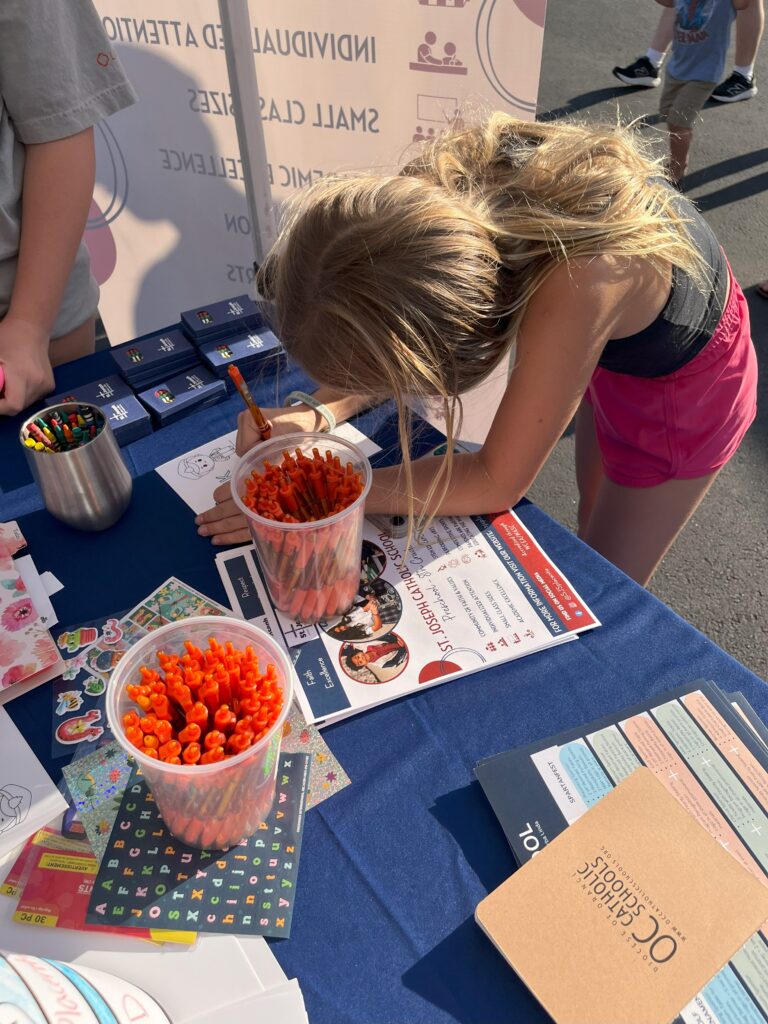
[3,353,767,1024]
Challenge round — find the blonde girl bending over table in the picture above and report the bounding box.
[197,114,756,587]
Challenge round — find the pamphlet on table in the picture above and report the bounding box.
[218,507,599,727]
[476,767,768,1024]
[476,679,768,1024]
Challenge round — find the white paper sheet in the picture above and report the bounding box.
[39,572,64,597]
[14,556,57,629]
[155,430,239,515]
[186,980,307,1024]
[237,934,287,989]
[0,895,291,1024]
[155,423,381,515]
[0,710,67,859]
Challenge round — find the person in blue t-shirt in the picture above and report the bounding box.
[656,0,753,182]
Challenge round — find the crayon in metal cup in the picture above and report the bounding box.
[106,616,294,851]
[231,432,372,625]
[19,402,132,531]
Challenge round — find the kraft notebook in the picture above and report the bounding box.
[475,767,768,1024]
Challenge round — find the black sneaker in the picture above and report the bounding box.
[711,71,757,102]
[612,56,661,88]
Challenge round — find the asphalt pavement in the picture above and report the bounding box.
[527,0,768,679]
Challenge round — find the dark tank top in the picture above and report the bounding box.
[598,195,728,378]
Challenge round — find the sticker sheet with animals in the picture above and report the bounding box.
[51,578,231,758]
[86,753,311,939]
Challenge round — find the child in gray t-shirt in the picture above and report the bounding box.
[656,0,753,182]
[0,0,136,415]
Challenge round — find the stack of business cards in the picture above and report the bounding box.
[180,294,264,346]
[111,327,198,391]
[48,375,151,446]
[200,327,283,390]
[137,366,227,425]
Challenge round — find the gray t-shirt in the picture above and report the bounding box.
[0,0,137,337]
[668,0,736,83]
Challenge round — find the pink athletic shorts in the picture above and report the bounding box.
[584,268,757,488]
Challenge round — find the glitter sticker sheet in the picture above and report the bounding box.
[87,753,310,939]
[281,705,350,809]
[51,579,231,758]
[61,742,132,862]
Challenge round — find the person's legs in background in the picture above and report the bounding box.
[712,0,763,101]
[659,77,716,183]
[614,2,762,100]
[612,9,674,87]
[667,123,694,183]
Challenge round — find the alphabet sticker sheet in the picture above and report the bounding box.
[86,753,310,938]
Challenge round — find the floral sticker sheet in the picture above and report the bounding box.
[0,522,59,694]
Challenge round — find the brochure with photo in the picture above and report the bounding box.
[218,507,599,727]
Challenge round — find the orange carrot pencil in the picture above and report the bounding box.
[228,364,272,440]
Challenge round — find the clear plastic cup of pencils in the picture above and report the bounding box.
[106,616,293,851]
[232,432,372,624]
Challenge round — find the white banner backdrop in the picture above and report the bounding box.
[88,0,547,345]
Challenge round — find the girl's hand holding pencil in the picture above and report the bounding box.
[228,365,272,443]
[235,404,319,457]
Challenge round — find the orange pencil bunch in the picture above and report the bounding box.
[242,447,364,523]
[241,447,367,624]
[122,637,283,766]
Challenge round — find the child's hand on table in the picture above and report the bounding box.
[196,481,250,546]
[0,317,55,415]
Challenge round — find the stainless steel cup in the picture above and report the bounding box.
[20,402,132,531]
